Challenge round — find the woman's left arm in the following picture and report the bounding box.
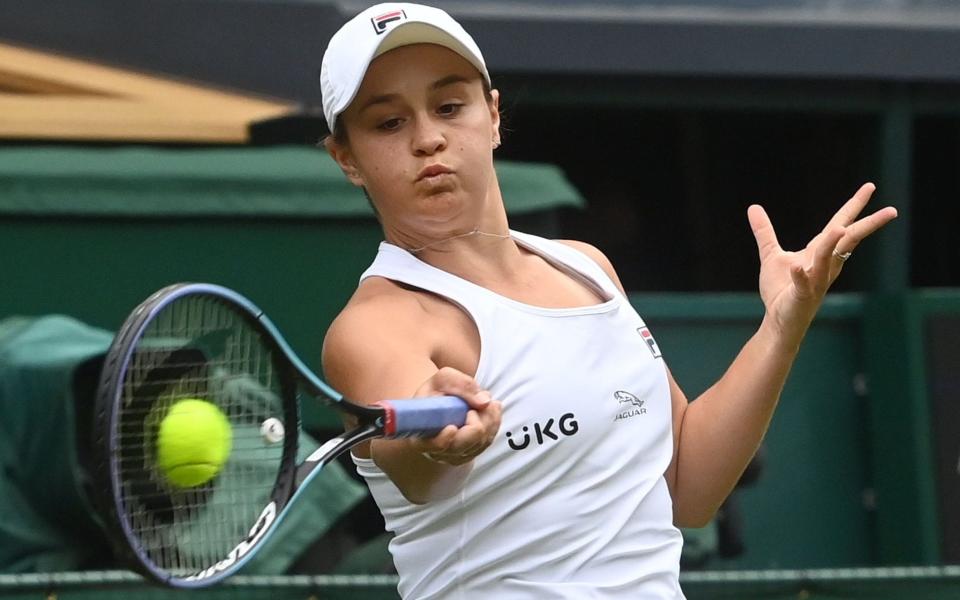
[666,183,898,526]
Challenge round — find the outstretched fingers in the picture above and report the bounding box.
[827,182,899,258]
[747,204,781,261]
[835,205,899,255]
[749,183,897,319]
[825,182,877,231]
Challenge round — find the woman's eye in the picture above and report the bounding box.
[438,103,462,116]
[378,118,403,131]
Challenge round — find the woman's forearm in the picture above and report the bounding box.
[671,314,802,526]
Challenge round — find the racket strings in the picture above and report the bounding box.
[114,295,288,576]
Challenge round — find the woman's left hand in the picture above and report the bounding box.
[748,182,898,344]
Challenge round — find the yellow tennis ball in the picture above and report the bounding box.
[156,398,232,488]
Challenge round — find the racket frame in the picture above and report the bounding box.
[92,283,385,587]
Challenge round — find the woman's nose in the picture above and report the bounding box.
[411,116,447,156]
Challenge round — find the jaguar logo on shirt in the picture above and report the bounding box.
[614,390,647,422]
[506,413,579,451]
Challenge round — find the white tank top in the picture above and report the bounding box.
[353,230,685,599]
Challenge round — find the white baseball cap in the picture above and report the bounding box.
[320,2,491,133]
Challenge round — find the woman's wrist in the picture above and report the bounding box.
[758,311,810,357]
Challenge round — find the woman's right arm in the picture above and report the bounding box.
[321,291,501,504]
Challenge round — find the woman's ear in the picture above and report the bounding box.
[488,89,502,148]
[324,136,364,187]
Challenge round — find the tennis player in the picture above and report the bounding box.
[319,3,897,597]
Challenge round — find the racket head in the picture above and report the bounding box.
[92,283,301,587]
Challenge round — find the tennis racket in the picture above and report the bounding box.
[92,282,468,588]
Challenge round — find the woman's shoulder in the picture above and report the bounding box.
[324,276,461,357]
[329,277,428,338]
[553,239,609,267]
[321,278,435,389]
[553,239,626,293]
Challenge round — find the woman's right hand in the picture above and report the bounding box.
[406,367,502,466]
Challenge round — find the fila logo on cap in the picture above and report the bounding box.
[371,9,407,34]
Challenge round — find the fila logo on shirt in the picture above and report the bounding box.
[371,9,407,34]
[614,390,647,422]
[506,413,579,451]
[637,327,662,359]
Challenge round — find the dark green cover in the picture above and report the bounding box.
[0,146,584,218]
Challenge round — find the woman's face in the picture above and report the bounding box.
[327,43,501,243]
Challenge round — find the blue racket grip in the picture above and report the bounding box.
[377,396,470,438]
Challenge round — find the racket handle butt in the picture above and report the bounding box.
[378,396,469,438]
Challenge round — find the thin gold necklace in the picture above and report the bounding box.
[407,227,511,254]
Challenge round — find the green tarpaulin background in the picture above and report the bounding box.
[0,146,584,217]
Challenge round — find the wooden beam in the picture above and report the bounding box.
[0,43,294,143]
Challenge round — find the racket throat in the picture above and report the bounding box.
[298,424,379,484]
